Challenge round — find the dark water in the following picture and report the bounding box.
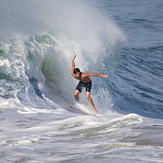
[101,0,163,119]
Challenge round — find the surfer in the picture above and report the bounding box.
[71,55,108,113]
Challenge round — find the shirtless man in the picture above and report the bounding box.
[71,55,108,113]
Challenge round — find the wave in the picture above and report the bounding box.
[0,32,121,112]
[107,46,163,118]
[1,1,163,118]
[0,0,126,115]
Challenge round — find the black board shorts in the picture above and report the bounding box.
[75,80,92,92]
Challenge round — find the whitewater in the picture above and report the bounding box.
[0,0,163,162]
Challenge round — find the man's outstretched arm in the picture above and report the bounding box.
[85,73,108,78]
[71,55,76,75]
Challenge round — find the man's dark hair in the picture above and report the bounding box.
[73,68,81,74]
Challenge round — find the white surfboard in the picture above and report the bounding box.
[67,103,103,116]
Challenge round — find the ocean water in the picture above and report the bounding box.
[0,0,163,162]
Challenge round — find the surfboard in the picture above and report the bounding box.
[67,103,103,116]
[47,95,102,116]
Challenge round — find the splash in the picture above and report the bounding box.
[0,0,126,113]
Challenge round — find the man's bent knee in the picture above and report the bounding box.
[85,92,91,99]
[74,90,80,101]
[74,90,80,96]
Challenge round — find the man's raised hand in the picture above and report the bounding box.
[102,75,108,78]
[72,55,76,60]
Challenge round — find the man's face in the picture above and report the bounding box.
[75,72,81,79]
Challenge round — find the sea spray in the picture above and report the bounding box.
[0,0,126,112]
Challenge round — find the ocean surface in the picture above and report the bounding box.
[0,0,163,162]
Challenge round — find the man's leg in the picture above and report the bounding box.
[74,90,80,102]
[85,92,97,113]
